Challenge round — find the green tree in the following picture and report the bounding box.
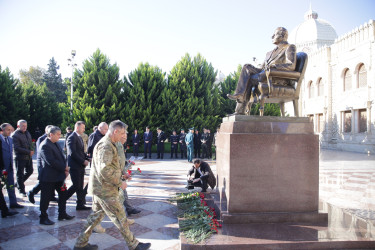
[71,49,124,130]
[122,63,167,135]
[18,82,62,136]
[164,53,221,132]
[19,66,45,85]
[0,66,23,125]
[43,57,67,103]
[218,65,242,117]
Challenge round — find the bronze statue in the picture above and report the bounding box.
[228,27,298,116]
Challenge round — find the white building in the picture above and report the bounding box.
[288,8,375,154]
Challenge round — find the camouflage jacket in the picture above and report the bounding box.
[88,135,122,198]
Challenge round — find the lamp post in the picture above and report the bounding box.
[67,50,77,115]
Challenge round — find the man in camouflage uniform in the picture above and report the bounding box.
[74,120,151,250]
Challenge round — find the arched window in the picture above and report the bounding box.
[308,81,314,98]
[357,64,367,88]
[317,78,324,96]
[344,69,352,91]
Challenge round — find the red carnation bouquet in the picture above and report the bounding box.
[1,170,14,190]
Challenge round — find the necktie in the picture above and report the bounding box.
[5,137,9,145]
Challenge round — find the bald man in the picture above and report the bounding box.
[87,122,108,158]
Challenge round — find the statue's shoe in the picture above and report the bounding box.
[227,93,243,100]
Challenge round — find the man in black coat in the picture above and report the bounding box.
[0,138,18,218]
[186,159,216,192]
[193,129,201,158]
[66,121,90,210]
[179,129,187,159]
[132,129,140,156]
[87,122,108,158]
[11,120,34,196]
[170,130,179,159]
[27,125,54,204]
[143,126,153,159]
[156,128,166,159]
[39,126,74,225]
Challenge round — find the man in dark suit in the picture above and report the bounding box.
[11,120,34,197]
[39,126,74,225]
[193,129,201,158]
[156,128,166,159]
[87,122,108,158]
[179,129,186,159]
[0,123,23,208]
[143,126,153,159]
[66,121,90,210]
[132,129,140,156]
[187,159,216,193]
[170,130,179,159]
[27,125,54,204]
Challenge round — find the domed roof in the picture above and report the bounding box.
[289,7,338,51]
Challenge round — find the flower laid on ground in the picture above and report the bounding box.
[170,191,222,243]
[1,170,14,190]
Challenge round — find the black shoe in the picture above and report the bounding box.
[201,189,207,192]
[76,205,91,210]
[58,213,75,221]
[10,204,24,209]
[127,208,141,216]
[73,243,98,250]
[40,217,55,225]
[135,242,151,250]
[27,191,35,204]
[2,210,19,218]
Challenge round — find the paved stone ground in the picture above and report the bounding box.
[0,149,374,249]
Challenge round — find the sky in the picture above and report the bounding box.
[0,0,374,80]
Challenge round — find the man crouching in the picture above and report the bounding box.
[187,159,216,192]
[74,120,150,250]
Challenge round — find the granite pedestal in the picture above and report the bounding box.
[216,115,327,224]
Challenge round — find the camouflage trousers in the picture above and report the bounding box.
[75,195,139,249]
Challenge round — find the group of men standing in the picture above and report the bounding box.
[0,119,150,250]
[130,127,218,162]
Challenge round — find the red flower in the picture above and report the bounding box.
[60,183,67,192]
[137,168,141,173]
[32,139,36,142]
[2,170,8,176]
[127,170,132,175]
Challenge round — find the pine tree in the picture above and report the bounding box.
[0,66,23,125]
[18,82,62,136]
[218,65,242,116]
[165,53,221,132]
[122,63,167,135]
[71,49,124,130]
[43,57,67,103]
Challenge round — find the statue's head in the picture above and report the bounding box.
[272,27,288,45]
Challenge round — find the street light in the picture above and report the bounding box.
[67,50,77,115]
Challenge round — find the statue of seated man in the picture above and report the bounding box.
[227,27,297,115]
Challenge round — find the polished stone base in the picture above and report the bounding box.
[180,193,375,250]
[216,115,324,223]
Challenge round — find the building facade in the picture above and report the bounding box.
[288,8,375,154]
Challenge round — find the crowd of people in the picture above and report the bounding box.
[0,119,220,250]
[130,126,220,163]
[0,120,151,250]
